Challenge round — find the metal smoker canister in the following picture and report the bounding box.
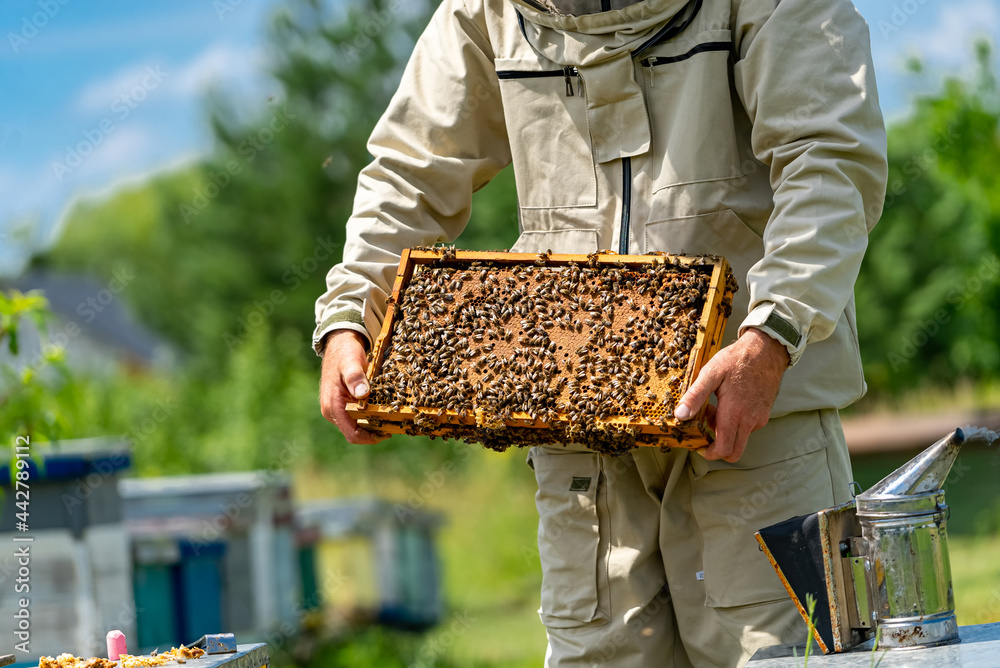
[854,428,964,649]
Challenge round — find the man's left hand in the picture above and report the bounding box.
[674,328,790,463]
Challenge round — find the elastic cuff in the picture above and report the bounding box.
[312,311,371,356]
[739,303,805,366]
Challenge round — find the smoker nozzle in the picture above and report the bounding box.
[858,427,965,500]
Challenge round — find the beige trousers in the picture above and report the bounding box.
[526,410,854,667]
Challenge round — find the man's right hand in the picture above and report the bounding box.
[319,330,387,444]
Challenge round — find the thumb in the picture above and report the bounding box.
[341,359,370,400]
[675,366,719,421]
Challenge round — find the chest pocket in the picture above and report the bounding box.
[495,58,598,209]
[641,30,742,191]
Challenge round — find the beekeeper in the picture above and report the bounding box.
[315,0,887,664]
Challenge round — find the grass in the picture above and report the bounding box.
[294,443,546,667]
[952,534,1000,625]
[290,433,1000,666]
[421,446,546,667]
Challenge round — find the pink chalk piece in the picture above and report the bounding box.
[107,630,127,661]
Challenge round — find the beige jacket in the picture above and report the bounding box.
[314,0,888,417]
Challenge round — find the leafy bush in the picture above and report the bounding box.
[856,44,1000,399]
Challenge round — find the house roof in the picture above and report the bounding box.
[5,270,174,366]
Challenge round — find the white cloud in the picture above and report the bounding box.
[74,43,266,117]
[0,124,156,262]
[18,43,269,258]
[0,162,64,276]
[905,0,999,66]
[72,124,155,181]
[45,150,205,248]
[0,161,62,224]
[75,62,170,115]
[166,43,266,100]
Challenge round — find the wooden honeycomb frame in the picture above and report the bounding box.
[347,249,736,452]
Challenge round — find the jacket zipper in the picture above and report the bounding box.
[619,157,632,254]
[497,69,630,252]
[620,39,726,241]
[505,0,707,257]
[641,41,731,87]
[497,67,580,97]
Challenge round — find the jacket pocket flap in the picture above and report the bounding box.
[528,447,608,628]
[693,446,836,608]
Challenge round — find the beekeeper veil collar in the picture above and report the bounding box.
[509,0,702,163]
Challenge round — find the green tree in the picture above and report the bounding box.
[0,289,81,444]
[856,43,1000,399]
[29,0,518,474]
[39,0,517,368]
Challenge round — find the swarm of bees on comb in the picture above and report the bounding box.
[350,249,737,455]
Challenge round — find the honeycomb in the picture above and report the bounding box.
[350,249,736,454]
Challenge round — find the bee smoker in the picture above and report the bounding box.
[755,428,966,653]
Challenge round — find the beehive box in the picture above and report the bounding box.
[347,249,737,454]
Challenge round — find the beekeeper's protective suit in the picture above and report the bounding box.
[314,0,888,664]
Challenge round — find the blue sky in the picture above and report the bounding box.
[0,0,277,274]
[0,0,998,276]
